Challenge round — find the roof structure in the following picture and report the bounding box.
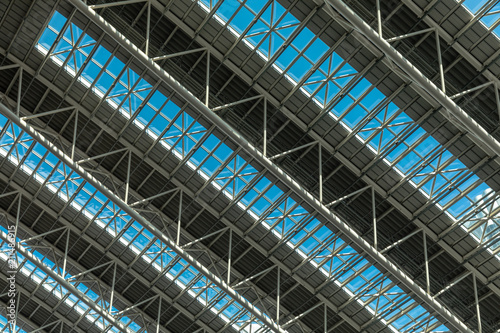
[0,0,499,332]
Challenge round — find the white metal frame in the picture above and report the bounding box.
[62,1,475,331]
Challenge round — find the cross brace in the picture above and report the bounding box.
[65,1,473,332]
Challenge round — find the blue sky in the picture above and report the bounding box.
[22,8,459,332]
[4,0,498,331]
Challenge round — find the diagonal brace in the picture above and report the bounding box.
[0,230,129,332]
[0,101,286,333]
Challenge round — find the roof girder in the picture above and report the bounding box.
[0,11,430,333]
[0,169,221,333]
[65,1,474,331]
[0,270,89,333]
[135,0,500,296]
[0,110,280,333]
[0,31,395,333]
[0,59,321,330]
[0,46,344,333]
[0,226,130,332]
[0,203,211,333]
[324,0,500,159]
[324,0,500,293]
[0,68,287,333]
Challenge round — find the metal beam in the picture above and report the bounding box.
[0,299,43,333]
[0,92,309,333]
[0,172,216,333]
[89,0,147,9]
[0,209,167,333]
[400,0,500,281]
[0,101,284,333]
[325,0,500,160]
[0,37,361,333]
[0,229,129,332]
[0,268,88,333]
[156,0,498,297]
[65,2,473,332]
[65,0,497,300]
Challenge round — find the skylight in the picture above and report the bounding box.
[194,0,500,254]
[0,115,272,331]
[16,8,456,332]
[0,227,125,332]
[462,0,500,36]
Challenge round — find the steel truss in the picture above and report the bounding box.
[0,49,327,333]
[3,0,495,308]
[322,1,500,332]
[0,41,304,332]
[0,228,131,332]
[0,196,182,333]
[0,296,60,333]
[0,98,285,333]
[0,55,317,332]
[124,0,500,330]
[0,130,447,333]
[163,0,499,329]
[0,119,297,333]
[0,9,413,333]
[0,59,371,333]
[0,0,496,330]
[325,0,500,155]
[132,0,500,305]
[0,187,219,333]
[402,0,500,94]
[398,0,500,269]
[53,1,475,331]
